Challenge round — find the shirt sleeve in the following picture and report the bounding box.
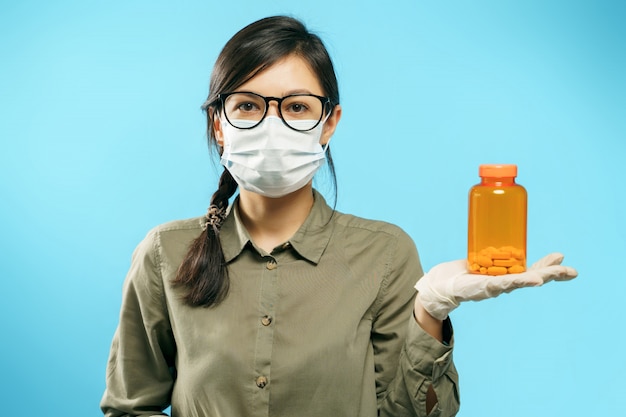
[100,230,176,417]
[374,230,460,417]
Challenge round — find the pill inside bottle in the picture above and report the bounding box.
[467,164,527,275]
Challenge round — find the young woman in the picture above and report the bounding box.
[101,16,577,417]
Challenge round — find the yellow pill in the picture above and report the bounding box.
[479,267,488,274]
[481,246,498,255]
[475,255,493,267]
[486,266,508,275]
[508,265,526,274]
[491,251,512,260]
[469,262,481,272]
[493,258,522,267]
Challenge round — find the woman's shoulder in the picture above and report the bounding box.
[140,216,205,245]
[332,210,414,244]
[149,216,205,234]
[330,211,422,277]
[128,216,205,264]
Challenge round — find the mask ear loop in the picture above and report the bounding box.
[320,102,334,152]
[322,136,332,152]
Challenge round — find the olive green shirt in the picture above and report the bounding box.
[101,191,460,417]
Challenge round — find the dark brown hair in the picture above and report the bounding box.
[172,16,340,307]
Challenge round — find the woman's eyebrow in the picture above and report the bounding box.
[282,88,315,96]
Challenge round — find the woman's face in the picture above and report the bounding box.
[213,54,342,146]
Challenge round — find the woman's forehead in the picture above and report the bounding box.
[236,54,324,96]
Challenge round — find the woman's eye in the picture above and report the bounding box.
[238,102,259,112]
[287,103,308,113]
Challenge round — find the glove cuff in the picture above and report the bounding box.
[416,279,459,321]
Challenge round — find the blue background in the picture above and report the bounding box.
[1,0,624,415]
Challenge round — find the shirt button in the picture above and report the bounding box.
[281,242,291,249]
[256,376,268,388]
[266,259,277,270]
[261,315,272,326]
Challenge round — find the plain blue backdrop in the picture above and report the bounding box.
[1,0,624,415]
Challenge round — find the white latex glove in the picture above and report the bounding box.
[415,253,578,320]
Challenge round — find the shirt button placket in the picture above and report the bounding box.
[254,255,278,410]
[262,258,277,329]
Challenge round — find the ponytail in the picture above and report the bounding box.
[172,170,238,307]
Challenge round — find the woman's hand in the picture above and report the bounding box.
[414,253,578,320]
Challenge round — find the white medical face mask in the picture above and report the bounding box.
[219,116,330,198]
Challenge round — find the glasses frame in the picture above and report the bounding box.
[214,91,332,132]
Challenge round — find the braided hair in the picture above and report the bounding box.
[172,170,237,306]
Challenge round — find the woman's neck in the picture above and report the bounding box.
[237,185,315,253]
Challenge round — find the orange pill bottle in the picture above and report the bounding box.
[468,164,527,275]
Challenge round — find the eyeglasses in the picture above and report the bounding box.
[214,91,332,132]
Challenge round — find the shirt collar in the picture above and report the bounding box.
[219,198,251,263]
[219,189,335,264]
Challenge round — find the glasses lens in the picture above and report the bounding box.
[223,93,266,128]
[281,95,324,131]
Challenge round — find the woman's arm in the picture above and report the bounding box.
[378,313,459,417]
[100,230,176,417]
[414,298,443,414]
[374,231,460,417]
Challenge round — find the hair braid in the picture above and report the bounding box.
[173,170,238,307]
[212,169,238,210]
